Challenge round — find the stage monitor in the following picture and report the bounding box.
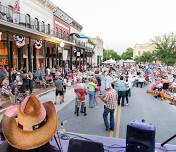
[126,120,155,152]
[67,138,104,152]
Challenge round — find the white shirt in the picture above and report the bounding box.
[105,75,113,89]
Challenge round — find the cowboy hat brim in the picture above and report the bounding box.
[2,101,58,150]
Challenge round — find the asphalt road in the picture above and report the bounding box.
[40,85,176,144]
[120,85,176,144]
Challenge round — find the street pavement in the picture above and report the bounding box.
[44,84,176,145]
[120,85,176,145]
[5,84,175,144]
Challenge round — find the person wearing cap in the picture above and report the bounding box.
[99,83,118,131]
[0,94,59,152]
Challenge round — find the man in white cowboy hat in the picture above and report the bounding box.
[0,94,59,152]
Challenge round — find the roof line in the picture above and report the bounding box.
[55,7,83,29]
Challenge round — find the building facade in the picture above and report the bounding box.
[0,0,95,77]
[0,0,59,71]
[133,43,155,58]
[91,37,103,66]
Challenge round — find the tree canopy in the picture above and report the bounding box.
[152,33,176,66]
[134,51,155,64]
[121,48,133,60]
[103,49,121,61]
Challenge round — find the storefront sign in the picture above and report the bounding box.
[0,58,8,65]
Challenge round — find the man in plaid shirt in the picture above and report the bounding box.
[99,83,118,131]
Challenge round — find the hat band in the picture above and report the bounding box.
[17,116,47,131]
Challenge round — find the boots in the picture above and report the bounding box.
[76,107,79,116]
[84,107,87,116]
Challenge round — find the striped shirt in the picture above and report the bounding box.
[103,88,117,110]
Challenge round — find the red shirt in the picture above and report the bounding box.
[74,88,87,102]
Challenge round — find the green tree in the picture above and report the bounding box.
[140,51,155,63]
[152,33,176,66]
[121,48,133,60]
[103,49,121,61]
[134,56,141,64]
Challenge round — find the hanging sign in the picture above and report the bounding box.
[63,50,68,61]
[34,40,42,49]
[13,35,25,48]
[77,52,80,57]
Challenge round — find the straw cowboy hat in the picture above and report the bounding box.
[1,94,58,150]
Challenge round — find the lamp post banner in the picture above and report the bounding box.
[63,50,68,61]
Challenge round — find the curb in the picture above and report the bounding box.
[37,87,55,97]
[0,86,74,119]
[0,88,56,118]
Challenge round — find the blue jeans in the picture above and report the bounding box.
[118,91,126,106]
[103,106,115,130]
[88,91,95,108]
[128,88,131,97]
[74,97,84,113]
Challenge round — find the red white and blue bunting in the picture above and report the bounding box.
[13,35,25,48]
[34,40,42,50]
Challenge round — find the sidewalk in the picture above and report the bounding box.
[0,86,55,115]
[0,86,75,119]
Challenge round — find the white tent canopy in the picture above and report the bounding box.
[102,58,116,64]
[123,59,135,63]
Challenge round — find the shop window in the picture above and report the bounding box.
[34,18,39,31]
[0,42,7,55]
[63,31,65,39]
[60,29,63,38]
[26,14,31,28]
[41,21,45,32]
[39,49,44,56]
[7,5,13,22]
[47,24,50,34]
[56,27,58,37]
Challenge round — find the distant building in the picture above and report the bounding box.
[133,43,155,58]
[90,37,103,66]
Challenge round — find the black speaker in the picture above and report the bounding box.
[67,138,104,152]
[126,120,156,152]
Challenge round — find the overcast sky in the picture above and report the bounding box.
[50,0,176,54]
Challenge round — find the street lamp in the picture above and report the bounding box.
[60,41,65,77]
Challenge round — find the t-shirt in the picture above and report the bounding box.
[87,82,96,92]
[55,79,63,91]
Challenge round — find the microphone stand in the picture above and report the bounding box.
[54,135,62,152]
[161,134,176,147]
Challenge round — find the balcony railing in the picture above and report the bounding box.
[0,4,94,50]
[0,4,71,40]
